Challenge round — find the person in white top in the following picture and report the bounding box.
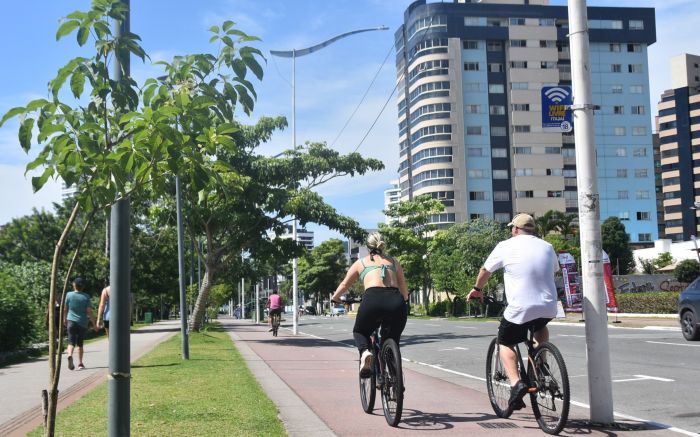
[467,213,559,411]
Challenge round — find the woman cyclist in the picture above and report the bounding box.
[332,232,409,378]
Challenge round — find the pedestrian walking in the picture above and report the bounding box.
[64,278,95,370]
[96,285,110,337]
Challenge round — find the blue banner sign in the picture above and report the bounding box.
[541,85,573,132]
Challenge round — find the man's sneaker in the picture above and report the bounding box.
[67,356,75,371]
[359,350,373,378]
[268,328,273,332]
[77,363,85,371]
[508,381,528,410]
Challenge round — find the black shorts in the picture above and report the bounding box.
[103,320,110,329]
[497,317,552,346]
[67,321,87,347]
[269,308,282,316]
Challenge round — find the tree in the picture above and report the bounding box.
[429,219,509,314]
[298,239,347,311]
[601,217,634,274]
[675,259,700,283]
[535,210,563,237]
[654,252,674,271]
[379,195,445,312]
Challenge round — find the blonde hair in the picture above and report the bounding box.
[366,232,386,261]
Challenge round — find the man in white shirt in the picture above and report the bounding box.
[467,213,559,412]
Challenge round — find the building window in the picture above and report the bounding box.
[464,62,481,71]
[614,127,626,136]
[617,169,628,178]
[492,148,507,158]
[470,213,486,220]
[489,63,504,73]
[487,41,503,51]
[539,18,555,26]
[632,126,647,136]
[487,18,507,27]
[633,147,647,157]
[493,170,508,179]
[548,191,563,198]
[510,61,528,68]
[540,40,556,48]
[544,146,561,154]
[629,85,643,94]
[611,84,623,93]
[619,211,629,220]
[546,168,562,176]
[490,105,505,115]
[468,169,486,178]
[512,103,530,111]
[638,233,652,242]
[488,84,505,93]
[464,82,484,92]
[618,190,628,199]
[491,126,507,136]
[629,20,644,30]
[467,126,483,135]
[511,82,528,90]
[516,190,534,198]
[494,191,510,201]
[611,64,622,73]
[515,168,533,176]
[627,43,642,53]
[609,43,621,52]
[466,104,483,114]
[615,147,627,157]
[464,16,481,26]
[636,190,649,199]
[636,211,650,221]
[469,191,486,200]
[510,39,527,47]
[463,40,479,49]
[631,105,645,115]
[540,61,556,69]
[510,18,526,26]
[628,64,643,73]
[495,213,511,223]
[467,147,483,156]
[613,105,624,115]
[635,169,648,178]
[514,146,532,154]
[514,125,531,133]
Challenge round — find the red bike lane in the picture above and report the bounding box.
[224,319,672,437]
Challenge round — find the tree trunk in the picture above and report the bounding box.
[189,266,214,331]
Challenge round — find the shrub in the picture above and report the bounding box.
[428,299,451,316]
[0,272,39,351]
[616,291,679,314]
[675,259,700,283]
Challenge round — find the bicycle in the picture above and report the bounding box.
[270,311,281,337]
[342,296,404,427]
[485,320,570,435]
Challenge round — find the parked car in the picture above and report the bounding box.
[679,277,700,341]
[331,305,345,316]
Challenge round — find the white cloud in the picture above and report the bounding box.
[0,164,63,225]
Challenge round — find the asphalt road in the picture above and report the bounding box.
[294,314,700,435]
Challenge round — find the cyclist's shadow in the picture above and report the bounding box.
[398,408,499,430]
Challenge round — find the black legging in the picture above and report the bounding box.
[353,287,407,355]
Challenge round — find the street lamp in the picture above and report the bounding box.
[270,26,388,335]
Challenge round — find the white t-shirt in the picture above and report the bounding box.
[484,234,559,324]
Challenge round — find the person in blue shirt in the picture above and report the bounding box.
[64,278,94,370]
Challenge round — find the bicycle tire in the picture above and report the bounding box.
[485,337,513,418]
[359,359,376,413]
[528,342,570,435]
[272,314,280,336]
[380,338,403,427]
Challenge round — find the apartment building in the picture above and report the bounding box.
[395,0,658,242]
[657,53,700,241]
[383,179,401,224]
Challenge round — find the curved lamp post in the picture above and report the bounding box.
[271,26,388,335]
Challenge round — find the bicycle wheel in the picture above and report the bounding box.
[359,357,376,413]
[380,339,403,427]
[485,337,513,418]
[528,342,570,435]
[273,314,280,336]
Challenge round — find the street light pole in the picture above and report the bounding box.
[271,26,388,335]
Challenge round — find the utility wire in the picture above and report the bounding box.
[330,42,395,148]
[352,80,398,153]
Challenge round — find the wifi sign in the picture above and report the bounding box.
[542,85,573,132]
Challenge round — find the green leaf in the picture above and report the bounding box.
[56,20,80,40]
[77,26,89,46]
[0,106,26,128]
[19,118,34,151]
[31,167,54,192]
[209,25,220,33]
[242,53,264,81]
[222,21,234,32]
[38,123,65,143]
[209,35,219,44]
[217,123,239,135]
[70,70,86,98]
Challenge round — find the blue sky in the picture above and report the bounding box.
[1,0,699,244]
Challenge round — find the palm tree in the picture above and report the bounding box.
[535,210,562,237]
[556,213,579,240]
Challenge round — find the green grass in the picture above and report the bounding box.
[29,323,286,437]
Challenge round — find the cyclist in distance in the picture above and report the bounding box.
[332,232,409,378]
[267,290,282,332]
[467,213,559,411]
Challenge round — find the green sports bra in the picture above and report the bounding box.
[359,257,397,281]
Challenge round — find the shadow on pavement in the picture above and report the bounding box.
[399,408,500,430]
[131,326,180,335]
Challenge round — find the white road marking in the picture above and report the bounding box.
[647,340,700,347]
[455,326,476,329]
[613,374,674,383]
[556,334,586,338]
[438,346,469,351]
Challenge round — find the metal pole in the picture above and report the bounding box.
[691,235,700,264]
[108,3,131,436]
[175,176,189,359]
[291,50,299,335]
[255,282,260,324]
[568,0,614,423]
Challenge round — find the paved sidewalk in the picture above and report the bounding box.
[0,320,180,436]
[223,317,681,437]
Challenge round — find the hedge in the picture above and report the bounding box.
[615,291,679,314]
